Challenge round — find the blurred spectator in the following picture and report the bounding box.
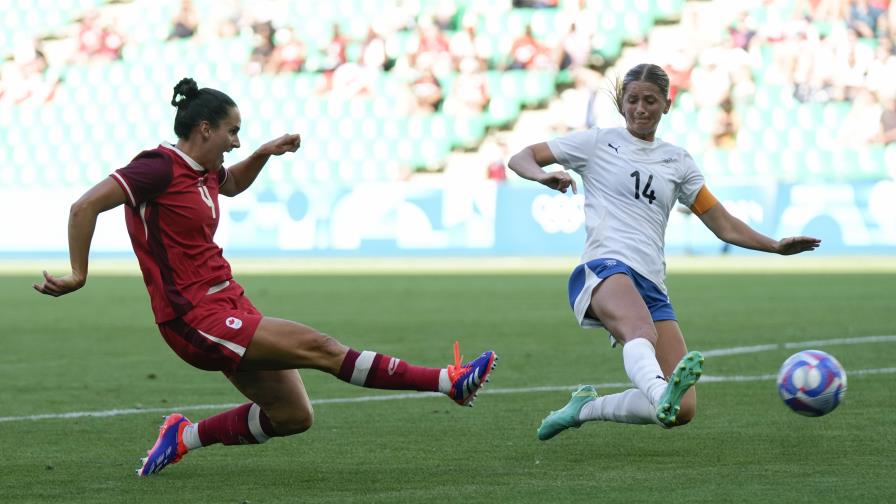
[266,27,306,73]
[431,0,459,31]
[481,137,509,181]
[728,11,757,51]
[247,20,275,75]
[75,10,124,62]
[487,158,508,181]
[0,38,60,105]
[168,0,199,40]
[410,21,451,74]
[689,51,732,108]
[449,16,492,71]
[212,0,245,38]
[711,95,739,149]
[327,62,373,99]
[792,27,838,102]
[729,64,757,107]
[865,37,896,98]
[321,24,349,73]
[360,26,389,71]
[559,21,593,71]
[409,68,443,114]
[839,88,884,146]
[847,0,884,37]
[509,25,554,70]
[550,68,601,132]
[443,57,489,116]
[664,50,695,101]
[830,29,875,100]
[795,0,846,22]
[876,9,892,37]
[890,1,896,34]
[872,95,896,143]
[513,0,559,7]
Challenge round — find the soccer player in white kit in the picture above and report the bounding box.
[507,63,821,438]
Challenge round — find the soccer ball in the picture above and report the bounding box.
[776,350,847,417]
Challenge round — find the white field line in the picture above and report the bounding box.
[701,334,896,357]
[2,335,893,424]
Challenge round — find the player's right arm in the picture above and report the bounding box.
[34,178,128,297]
[507,142,577,194]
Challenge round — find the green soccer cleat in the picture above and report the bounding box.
[537,384,599,441]
[655,351,704,427]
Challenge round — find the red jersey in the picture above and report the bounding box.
[110,143,232,323]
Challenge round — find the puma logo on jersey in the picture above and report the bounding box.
[608,143,620,154]
[660,157,674,163]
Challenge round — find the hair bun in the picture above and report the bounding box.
[171,77,200,108]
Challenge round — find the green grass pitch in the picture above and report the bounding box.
[2,264,895,503]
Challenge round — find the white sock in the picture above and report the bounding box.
[578,388,659,425]
[437,368,450,394]
[622,337,667,406]
[182,423,202,451]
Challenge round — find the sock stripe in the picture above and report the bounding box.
[364,353,384,386]
[247,403,270,444]
[350,351,376,386]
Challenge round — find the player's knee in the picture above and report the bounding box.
[306,331,346,359]
[616,324,659,346]
[271,407,315,436]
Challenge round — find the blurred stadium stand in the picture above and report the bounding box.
[2,0,892,192]
[1,0,894,256]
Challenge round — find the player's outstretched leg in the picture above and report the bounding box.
[447,341,498,407]
[137,413,191,476]
[537,384,599,441]
[655,351,703,427]
[336,340,497,405]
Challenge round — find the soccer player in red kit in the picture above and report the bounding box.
[34,77,497,476]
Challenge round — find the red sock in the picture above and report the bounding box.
[337,349,441,391]
[197,403,275,446]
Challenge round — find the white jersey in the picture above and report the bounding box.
[547,127,705,292]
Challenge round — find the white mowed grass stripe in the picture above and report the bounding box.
[2,335,893,424]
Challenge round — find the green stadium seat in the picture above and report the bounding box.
[652,0,686,20]
[448,114,486,149]
[857,146,886,179]
[485,94,521,127]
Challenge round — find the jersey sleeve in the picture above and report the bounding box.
[546,128,597,174]
[676,150,706,207]
[109,149,174,207]
[217,167,229,186]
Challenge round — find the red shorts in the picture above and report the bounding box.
[158,280,263,373]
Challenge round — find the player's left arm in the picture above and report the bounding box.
[692,185,821,255]
[220,133,301,197]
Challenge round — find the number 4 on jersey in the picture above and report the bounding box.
[629,170,657,204]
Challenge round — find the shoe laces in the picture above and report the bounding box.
[447,340,466,382]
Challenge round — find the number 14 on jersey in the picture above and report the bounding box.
[630,170,657,204]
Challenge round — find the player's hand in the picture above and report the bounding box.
[538,171,577,194]
[774,236,821,255]
[258,133,301,156]
[33,270,85,297]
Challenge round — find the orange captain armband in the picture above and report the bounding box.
[689,185,719,216]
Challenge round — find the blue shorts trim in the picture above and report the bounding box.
[567,258,676,328]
